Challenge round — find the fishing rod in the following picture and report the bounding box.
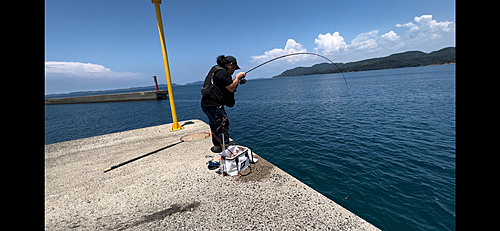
[245,52,349,89]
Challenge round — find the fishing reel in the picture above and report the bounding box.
[239,78,246,84]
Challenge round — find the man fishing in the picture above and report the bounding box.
[201,55,246,152]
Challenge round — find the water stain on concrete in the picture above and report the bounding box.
[235,154,275,182]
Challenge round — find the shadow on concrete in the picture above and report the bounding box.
[116,202,201,230]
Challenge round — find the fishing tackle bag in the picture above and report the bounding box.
[218,145,254,176]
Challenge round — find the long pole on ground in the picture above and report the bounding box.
[152,0,182,131]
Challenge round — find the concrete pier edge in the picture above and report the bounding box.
[45,119,380,230]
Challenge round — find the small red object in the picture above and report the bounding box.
[152,75,159,91]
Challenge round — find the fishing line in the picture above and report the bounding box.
[245,52,349,90]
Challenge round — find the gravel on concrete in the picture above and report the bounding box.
[45,119,380,230]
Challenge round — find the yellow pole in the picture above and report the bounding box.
[152,0,182,131]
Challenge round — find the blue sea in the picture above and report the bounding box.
[45,64,456,231]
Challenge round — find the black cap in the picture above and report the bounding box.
[225,56,240,70]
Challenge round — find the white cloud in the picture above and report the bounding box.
[311,14,453,58]
[348,30,379,51]
[45,61,141,79]
[251,39,307,63]
[396,15,454,42]
[251,14,454,66]
[313,30,381,56]
[396,22,416,29]
[45,61,147,94]
[380,31,400,42]
[313,31,347,55]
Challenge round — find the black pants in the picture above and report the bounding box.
[202,106,229,146]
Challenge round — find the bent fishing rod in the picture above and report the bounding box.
[244,52,349,89]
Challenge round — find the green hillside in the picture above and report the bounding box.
[273,47,455,78]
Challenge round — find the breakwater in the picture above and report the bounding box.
[45,90,168,105]
[45,65,456,230]
[45,120,380,230]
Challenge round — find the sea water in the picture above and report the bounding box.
[45,64,455,231]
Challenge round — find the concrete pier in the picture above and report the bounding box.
[44,90,168,105]
[45,119,380,230]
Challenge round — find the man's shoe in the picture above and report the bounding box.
[211,145,222,153]
[210,144,230,153]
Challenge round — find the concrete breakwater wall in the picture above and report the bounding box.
[45,119,380,230]
[45,90,168,105]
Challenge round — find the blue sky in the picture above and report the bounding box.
[45,0,455,94]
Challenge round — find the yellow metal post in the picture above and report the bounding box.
[152,0,182,131]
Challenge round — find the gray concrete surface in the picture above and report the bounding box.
[44,90,168,105]
[45,119,380,230]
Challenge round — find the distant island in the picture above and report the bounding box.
[273,47,455,78]
[46,47,455,97]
